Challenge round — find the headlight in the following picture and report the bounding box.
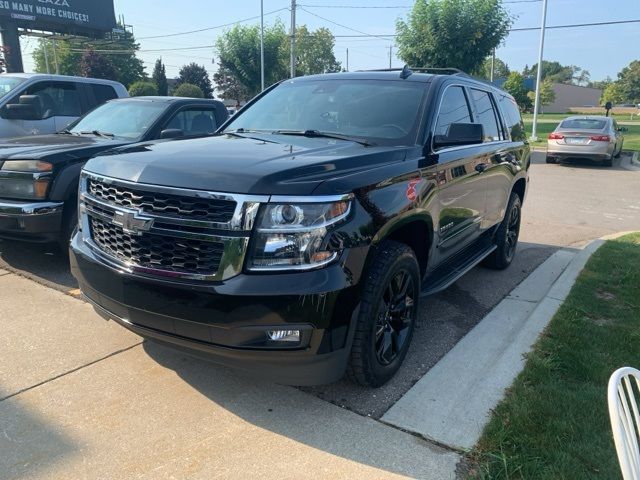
[247,196,351,271]
[0,160,53,199]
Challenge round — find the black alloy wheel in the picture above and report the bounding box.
[483,192,522,270]
[374,269,416,365]
[348,240,420,387]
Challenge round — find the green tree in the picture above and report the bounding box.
[503,72,532,111]
[601,82,626,105]
[476,56,510,80]
[177,63,213,98]
[527,79,556,113]
[618,60,640,104]
[32,28,145,88]
[174,83,204,98]
[214,22,289,102]
[295,25,341,75]
[524,61,589,86]
[152,58,168,96]
[78,48,117,81]
[395,0,511,74]
[129,81,158,97]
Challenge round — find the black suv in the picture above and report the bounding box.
[71,69,530,387]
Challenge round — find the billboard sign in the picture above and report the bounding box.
[0,0,116,37]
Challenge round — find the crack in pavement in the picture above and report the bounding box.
[0,342,144,403]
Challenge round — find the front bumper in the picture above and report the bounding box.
[0,199,64,242]
[70,233,364,385]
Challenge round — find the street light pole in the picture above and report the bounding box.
[531,0,548,141]
[260,0,264,91]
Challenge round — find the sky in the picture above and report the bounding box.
[19,0,640,83]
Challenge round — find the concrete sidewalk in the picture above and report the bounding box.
[0,271,460,480]
[382,241,603,451]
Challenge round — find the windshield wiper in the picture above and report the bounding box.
[224,128,279,143]
[80,130,115,138]
[57,129,78,135]
[271,129,375,147]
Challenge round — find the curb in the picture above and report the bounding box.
[381,240,604,451]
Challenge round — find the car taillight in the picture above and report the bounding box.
[548,133,564,140]
[590,135,611,142]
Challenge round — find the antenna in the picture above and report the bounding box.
[399,64,413,79]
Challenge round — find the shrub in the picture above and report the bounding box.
[128,81,158,97]
[173,83,204,98]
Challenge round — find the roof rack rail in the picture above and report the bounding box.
[359,65,470,78]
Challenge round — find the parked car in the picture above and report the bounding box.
[0,73,128,139]
[546,115,624,167]
[71,68,530,387]
[0,96,228,250]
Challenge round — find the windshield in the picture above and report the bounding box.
[0,76,26,98]
[68,100,167,140]
[559,119,607,130]
[225,79,427,146]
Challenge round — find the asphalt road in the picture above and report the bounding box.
[1,151,639,418]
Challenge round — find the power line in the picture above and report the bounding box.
[298,7,395,42]
[136,7,290,40]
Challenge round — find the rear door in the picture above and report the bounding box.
[429,84,488,263]
[479,92,525,226]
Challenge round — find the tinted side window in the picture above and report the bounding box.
[498,95,526,141]
[470,89,501,142]
[91,84,118,106]
[21,81,81,118]
[434,86,472,138]
[164,108,218,136]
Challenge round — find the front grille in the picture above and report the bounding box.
[87,179,236,223]
[90,217,224,275]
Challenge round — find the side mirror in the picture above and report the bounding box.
[618,127,628,133]
[1,95,42,120]
[160,128,184,139]
[433,123,484,150]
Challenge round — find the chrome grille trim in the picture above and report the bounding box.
[79,171,268,281]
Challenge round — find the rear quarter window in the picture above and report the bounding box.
[498,95,526,141]
[91,84,119,107]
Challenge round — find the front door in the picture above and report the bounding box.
[429,85,487,265]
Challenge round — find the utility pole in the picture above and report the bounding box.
[260,0,265,90]
[389,45,392,69]
[490,48,496,82]
[42,33,50,74]
[531,0,548,141]
[52,36,59,75]
[290,0,296,78]
[346,48,349,72]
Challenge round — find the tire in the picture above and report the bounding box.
[484,193,522,270]
[57,200,78,255]
[614,143,623,159]
[545,156,557,164]
[347,240,420,387]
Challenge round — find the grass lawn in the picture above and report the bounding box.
[523,119,640,151]
[469,233,640,479]
[522,113,640,124]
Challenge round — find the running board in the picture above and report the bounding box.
[421,240,496,296]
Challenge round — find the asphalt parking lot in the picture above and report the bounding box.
[3,150,640,479]
[1,150,640,422]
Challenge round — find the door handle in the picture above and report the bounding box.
[475,163,488,173]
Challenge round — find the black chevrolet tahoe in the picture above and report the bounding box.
[70,68,530,387]
[0,96,227,250]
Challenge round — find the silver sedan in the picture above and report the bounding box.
[546,116,625,167]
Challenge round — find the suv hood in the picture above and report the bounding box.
[84,134,409,195]
[0,134,129,163]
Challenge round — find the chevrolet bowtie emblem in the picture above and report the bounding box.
[113,210,154,235]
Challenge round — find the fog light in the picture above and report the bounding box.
[266,330,300,342]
